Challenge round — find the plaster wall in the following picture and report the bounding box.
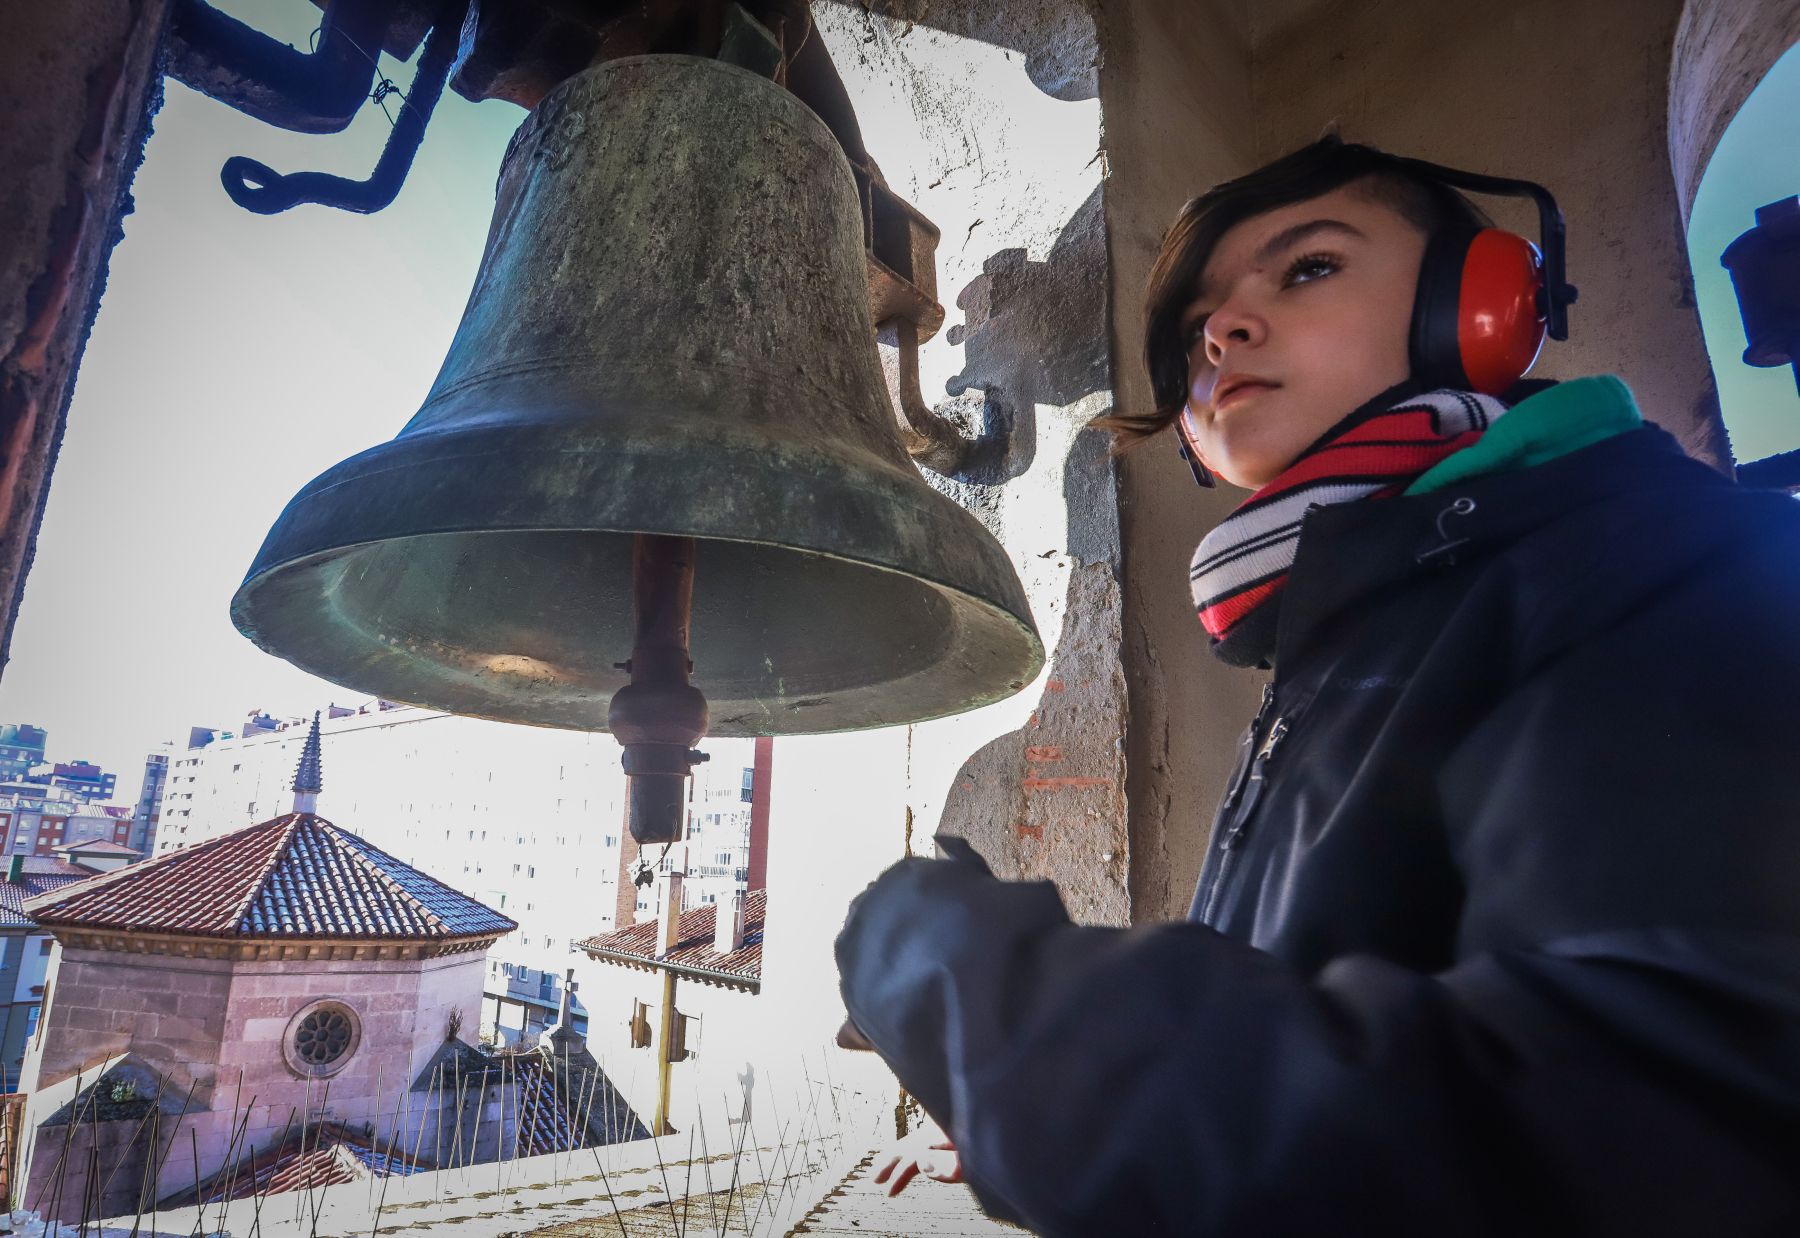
[1247,0,1729,466]
[567,959,768,1140]
[1095,0,1273,923]
[3,930,51,1089]
[0,930,31,1089]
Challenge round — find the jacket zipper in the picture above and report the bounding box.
[1199,698,1291,925]
[1219,684,1277,816]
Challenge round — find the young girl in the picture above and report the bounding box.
[836,137,1800,1235]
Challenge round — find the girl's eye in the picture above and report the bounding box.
[1183,318,1210,349]
[1282,252,1339,286]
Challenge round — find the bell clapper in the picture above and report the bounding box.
[610,534,711,846]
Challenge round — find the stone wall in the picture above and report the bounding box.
[1668,0,1800,222]
[813,0,1130,922]
[25,947,232,1096]
[1249,0,1730,467]
[210,949,487,1170]
[18,945,233,1219]
[16,942,488,1211]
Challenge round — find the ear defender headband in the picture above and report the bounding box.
[1175,158,1579,488]
[1393,157,1578,395]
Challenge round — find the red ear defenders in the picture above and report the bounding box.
[1398,157,1578,394]
[1175,158,1579,488]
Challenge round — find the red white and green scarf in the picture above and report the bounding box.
[1190,384,1508,667]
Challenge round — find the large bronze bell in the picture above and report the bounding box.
[232,56,1042,758]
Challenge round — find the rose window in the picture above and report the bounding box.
[294,1007,353,1066]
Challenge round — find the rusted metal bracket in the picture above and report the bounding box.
[166,0,402,134]
[847,159,987,475]
[890,317,982,476]
[218,0,468,214]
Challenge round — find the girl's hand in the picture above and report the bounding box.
[871,1128,961,1197]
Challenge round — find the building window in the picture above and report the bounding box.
[283,999,361,1078]
[38,939,51,956]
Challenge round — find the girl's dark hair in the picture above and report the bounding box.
[1091,135,1492,450]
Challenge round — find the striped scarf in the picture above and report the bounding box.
[1191,385,1509,667]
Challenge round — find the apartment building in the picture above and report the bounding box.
[127,747,170,854]
[0,725,47,783]
[0,790,131,856]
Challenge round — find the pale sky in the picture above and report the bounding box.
[0,0,524,788]
[1686,40,1800,465]
[1,7,1794,793]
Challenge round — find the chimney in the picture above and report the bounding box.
[5,855,21,883]
[713,887,745,956]
[556,968,577,1029]
[657,847,687,958]
[746,737,772,891]
[613,796,640,928]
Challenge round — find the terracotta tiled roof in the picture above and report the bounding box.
[162,1121,431,1207]
[12,856,91,879]
[0,872,89,929]
[505,1050,649,1154]
[23,813,516,942]
[409,1040,648,1152]
[576,889,764,992]
[51,840,139,856]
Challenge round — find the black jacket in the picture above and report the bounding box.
[835,421,1800,1236]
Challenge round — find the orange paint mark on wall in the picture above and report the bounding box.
[1024,745,1063,762]
[1021,776,1113,792]
[1044,679,1066,693]
[1013,823,1044,840]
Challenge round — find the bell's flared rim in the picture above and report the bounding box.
[231,421,1045,736]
